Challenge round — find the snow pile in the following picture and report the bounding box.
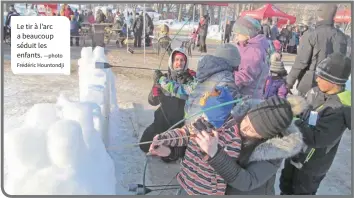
[4,101,116,195]
[3,46,124,195]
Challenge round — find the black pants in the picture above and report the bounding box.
[139,118,185,163]
[279,159,326,195]
[199,36,207,53]
[134,34,142,47]
[145,35,151,46]
[224,34,230,43]
[70,37,79,46]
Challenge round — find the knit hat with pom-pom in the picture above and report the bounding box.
[247,95,308,139]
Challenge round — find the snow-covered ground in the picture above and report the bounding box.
[3,46,351,195]
[155,20,223,41]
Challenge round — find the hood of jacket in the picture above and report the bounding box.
[245,34,270,52]
[196,55,236,83]
[248,120,304,162]
[168,48,189,73]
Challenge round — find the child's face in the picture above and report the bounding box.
[316,76,338,93]
[240,116,262,139]
[173,54,186,71]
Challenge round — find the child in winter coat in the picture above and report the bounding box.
[150,86,242,195]
[280,53,351,195]
[263,53,288,99]
[70,15,81,47]
[157,44,241,121]
[150,92,307,195]
[139,48,196,162]
[232,16,270,99]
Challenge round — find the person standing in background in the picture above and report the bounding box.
[270,17,279,40]
[286,4,347,96]
[261,18,271,39]
[223,20,232,43]
[198,15,209,53]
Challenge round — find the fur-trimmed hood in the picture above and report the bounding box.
[231,96,307,162]
[248,120,304,162]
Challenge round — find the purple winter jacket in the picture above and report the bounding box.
[234,34,270,99]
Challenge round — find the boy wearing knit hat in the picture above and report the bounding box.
[280,53,351,195]
[263,53,288,99]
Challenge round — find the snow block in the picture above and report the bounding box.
[78,46,120,146]
[4,100,117,195]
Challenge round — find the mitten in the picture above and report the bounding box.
[188,69,196,77]
[152,85,161,97]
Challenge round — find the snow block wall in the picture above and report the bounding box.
[4,47,120,195]
[78,46,119,147]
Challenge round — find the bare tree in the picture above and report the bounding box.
[131,4,137,18]
[209,6,215,24]
[178,4,183,22]
[199,5,204,18]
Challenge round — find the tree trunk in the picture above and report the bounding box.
[132,4,137,19]
[209,6,215,25]
[241,4,246,12]
[178,4,183,22]
[199,5,204,19]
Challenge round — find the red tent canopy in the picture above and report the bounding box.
[240,4,296,25]
[334,9,351,23]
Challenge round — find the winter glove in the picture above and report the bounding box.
[152,85,161,97]
[192,117,214,134]
[153,70,164,83]
[176,71,193,84]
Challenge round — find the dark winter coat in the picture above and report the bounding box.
[262,24,271,39]
[207,120,303,195]
[132,15,144,36]
[198,22,208,37]
[292,87,351,176]
[70,19,81,36]
[139,49,195,154]
[5,11,20,27]
[145,14,154,35]
[286,20,348,95]
[270,25,279,40]
[280,28,292,41]
[225,24,232,36]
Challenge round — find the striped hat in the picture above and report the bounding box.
[316,53,351,85]
[270,53,287,74]
[233,16,262,38]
